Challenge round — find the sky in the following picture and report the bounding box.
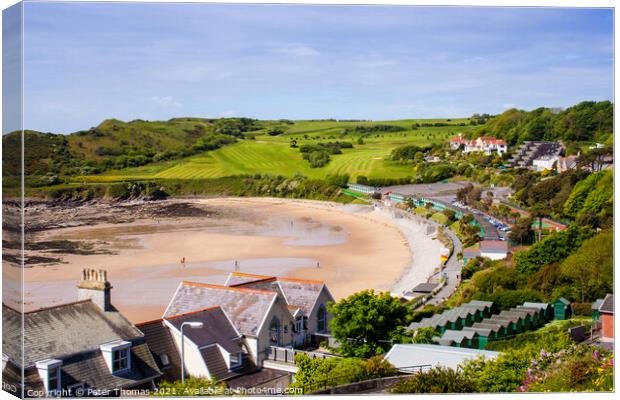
[3,2,614,133]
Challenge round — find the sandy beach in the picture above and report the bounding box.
[5,197,442,322]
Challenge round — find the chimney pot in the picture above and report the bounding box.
[77,268,112,311]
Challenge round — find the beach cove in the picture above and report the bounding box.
[10,197,443,322]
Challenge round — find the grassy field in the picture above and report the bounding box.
[77,119,475,183]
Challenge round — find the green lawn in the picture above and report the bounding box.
[81,119,475,183]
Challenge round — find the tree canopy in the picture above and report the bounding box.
[327,289,409,358]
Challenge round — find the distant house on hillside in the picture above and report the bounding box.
[2,269,161,398]
[557,155,578,173]
[448,134,507,155]
[532,155,560,172]
[508,141,563,169]
[479,240,508,260]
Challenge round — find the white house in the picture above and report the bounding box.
[479,240,508,260]
[532,155,560,172]
[448,135,508,155]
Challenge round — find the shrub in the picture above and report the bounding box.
[391,367,476,393]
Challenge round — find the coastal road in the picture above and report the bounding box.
[426,228,463,305]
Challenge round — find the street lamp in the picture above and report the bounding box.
[181,321,204,384]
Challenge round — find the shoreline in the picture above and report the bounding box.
[6,196,442,322]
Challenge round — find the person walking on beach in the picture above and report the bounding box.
[316,261,320,269]
[234,260,239,271]
[180,257,186,268]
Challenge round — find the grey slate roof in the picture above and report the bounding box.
[136,319,182,383]
[165,307,243,354]
[2,302,161,393]
[385,344,500,371]
[225,273,331,316]
[592,299,604,311]
[480,240,508,253]
[164,282,277,337]
[3,301,143,367]
[411,283,439,293]
[522,302,552,311]
[599,294,614,314]
[224,272,272,287]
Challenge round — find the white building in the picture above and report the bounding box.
[532,155,560,172]
[448,135,508,155]
[384,343,500,372]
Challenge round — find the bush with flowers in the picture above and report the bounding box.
[521,345,613,392]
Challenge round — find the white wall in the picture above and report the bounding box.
[480,251,507,261]
[168,325,211,379]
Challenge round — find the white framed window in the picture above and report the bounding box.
[159,353,170,367]
[113,348,129,372]
[100,340,132,374]
[35,359,62,394]
[296,317,303,333]
[229,352,243,369]
[47,366,60,392]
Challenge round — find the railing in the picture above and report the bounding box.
[265,346,340,364]
[300,365,433,394]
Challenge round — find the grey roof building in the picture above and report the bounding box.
[384,344,500,372]
[2,269,161,398]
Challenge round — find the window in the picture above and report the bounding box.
[317,305,327,332]
[159,353,170,367]
[112,348,129,372]
[229,352,242,369]
[269,316,281,345]
[296,317,304,333]
[48,366,60,392]
[35,359,62,394]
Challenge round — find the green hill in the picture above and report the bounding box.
[472,100,613,146]
[4,117,476,186]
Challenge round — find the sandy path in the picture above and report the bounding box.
[13,197,440,322]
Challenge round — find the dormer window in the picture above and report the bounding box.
[35,359,62,394]
[100,340,131,374]
[113,347,129,372]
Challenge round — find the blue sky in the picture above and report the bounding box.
[6,2,615,133]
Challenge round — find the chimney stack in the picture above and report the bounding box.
[77,268,112,311]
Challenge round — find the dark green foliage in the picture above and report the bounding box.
[508,217,535,245]
[390,144,430,161]
[104,182,169,201]
[559,230,613,302]
[299,142,353,168]
[461,257,493,280]
[411,327,439,344]
[515,170,589,217]
[474,101,613,145]
[290,354,396,394]
[474,289,542,310]
[514,226,595,275]
[154,377,226,396]
[328,289,409,358]
[307,151,331,168]
[391,367,476,393]
[344,125,405,135]
[563,170,613,225]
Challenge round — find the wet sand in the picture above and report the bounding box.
[10,197,441,322]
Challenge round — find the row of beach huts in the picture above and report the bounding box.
[408,299,572,350]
